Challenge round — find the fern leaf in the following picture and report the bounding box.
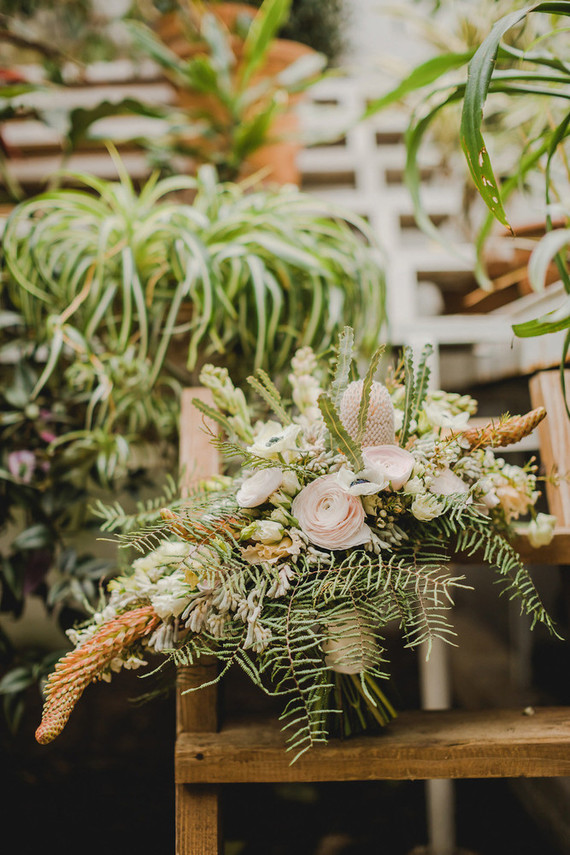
[247,369,291,424]
[191,396,235,439]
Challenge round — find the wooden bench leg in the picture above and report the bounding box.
[176,783,221,855]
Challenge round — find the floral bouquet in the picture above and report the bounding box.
[35,328,557,760]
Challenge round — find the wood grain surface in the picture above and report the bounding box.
[176,707,570,783]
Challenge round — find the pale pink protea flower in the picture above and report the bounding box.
[35,605,160,744]
[340,380,396,446]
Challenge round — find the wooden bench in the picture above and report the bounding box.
[175,374,570,855]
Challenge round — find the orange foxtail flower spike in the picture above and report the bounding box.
[160,507,241,543]
[459,407,546,450]
[35,605,159,745]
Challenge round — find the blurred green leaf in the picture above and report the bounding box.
[12,524,52,552]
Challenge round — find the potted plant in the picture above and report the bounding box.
[240,0,347,65]
[120,0,327,184]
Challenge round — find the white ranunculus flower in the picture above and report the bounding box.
[250,520,285,544]
[248,422,302,460]
[475,477,500,509]
[336,466,389,496]
[527,513,557,548]
[402,476,425,496]
[411,493,445,521]
[291,474,371,550]
[362,445,415,490]
[236,467,283,508]
[323,609,376,674]
[281,469,301,495]
[429,468,471,497]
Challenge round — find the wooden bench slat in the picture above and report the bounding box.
[513,527,570,564]
[175,707,570,783]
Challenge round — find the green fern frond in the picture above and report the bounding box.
[191,396,236,439]
[249,368,292,424]
[455,519,560,637]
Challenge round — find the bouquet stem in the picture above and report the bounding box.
[329,671,397,739]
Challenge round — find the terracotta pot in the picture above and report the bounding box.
[154,3,317,185]
[462,219,568,314]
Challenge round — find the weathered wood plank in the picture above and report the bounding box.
[179,387,220,491]
[176,784,221,855]
[176,387,222,854]
[176,708,570,783]
[513,528,570,565]
[530,370,570,528]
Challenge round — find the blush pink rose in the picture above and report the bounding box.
[291,474,371,550]
[236,467,283,508]
[362,445,415,490]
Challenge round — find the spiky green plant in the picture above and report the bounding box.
[2,160,386,447]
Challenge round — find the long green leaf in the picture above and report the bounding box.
[241,0,291,89]
[512,293,570,337]
[398,347,415,447]
[405,87,473,261]
[329,326,354,410]
[356,344,385,444]
[412,344,433,421]
[318,394,363,471]
[460,2,570,229]
[527,228,570,292]
[363,51,473,119]
[544,112,570,294]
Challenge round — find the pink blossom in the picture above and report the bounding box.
[362,445,415,490]
[291,474,371,550]
[8,450,36,484]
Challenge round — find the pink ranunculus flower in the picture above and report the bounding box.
[291,474,371,550]
[362,445,415,491]
[495,484,532,521]
[235,467,283,508]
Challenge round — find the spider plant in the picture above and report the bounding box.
[2,157,386,455]
[0,157,386,722]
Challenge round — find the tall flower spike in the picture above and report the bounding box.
[35,605,159,745]
[459,407,546,449]
[340,379,396,446]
